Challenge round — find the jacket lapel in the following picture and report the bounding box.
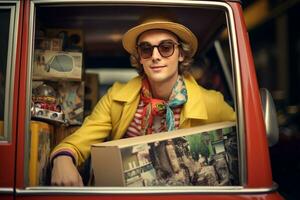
[112,76,142,102]
[180,74,208,127]
[112,76,142,139]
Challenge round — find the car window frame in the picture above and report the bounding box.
[0,2,19,143]
[21,0,250,195]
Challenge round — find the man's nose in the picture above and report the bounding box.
[152,46,162,60]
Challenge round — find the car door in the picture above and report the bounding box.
[0,0,23,200]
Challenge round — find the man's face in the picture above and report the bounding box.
[138,30,184,85]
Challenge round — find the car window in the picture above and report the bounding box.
[0,5,16,142]
[25,2,241,191]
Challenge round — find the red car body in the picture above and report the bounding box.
[0,0,284,200]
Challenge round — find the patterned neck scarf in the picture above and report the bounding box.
[140,75,188,135]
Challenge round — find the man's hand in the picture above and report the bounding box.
[51,155,83,186]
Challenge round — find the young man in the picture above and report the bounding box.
[50,15,235,186]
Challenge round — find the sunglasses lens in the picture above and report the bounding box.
[158,42,174,57]
[139,44,153,59]
[137,41,177,59]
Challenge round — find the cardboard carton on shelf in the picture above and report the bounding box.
[32,50,83,81]
[57,81,85,125]
[91,121,239,187]
[46,28,84,52]
[35,37,63,51]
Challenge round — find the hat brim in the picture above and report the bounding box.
[122,21,198,57]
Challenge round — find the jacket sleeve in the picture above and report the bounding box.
[50,84,117,166]
[216,92,236,121]
[197,87,236,124]
[209,90,236,122]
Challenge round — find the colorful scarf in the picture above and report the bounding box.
[140,75,187,135]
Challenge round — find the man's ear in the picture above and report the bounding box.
[137,55,143,65]
[179,50,185,62]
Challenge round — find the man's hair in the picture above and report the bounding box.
[130,40,194,76]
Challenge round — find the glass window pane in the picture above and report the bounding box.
[29,3,240,189]
[0,8,11,140]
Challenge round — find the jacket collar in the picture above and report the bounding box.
[112,74,208,120]
[112,76,142,103]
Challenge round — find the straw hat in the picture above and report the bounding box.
[122,15,198,57]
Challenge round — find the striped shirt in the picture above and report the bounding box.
[124,100,182,138]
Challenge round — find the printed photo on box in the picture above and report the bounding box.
[91,122,239,187]
[33,50,83,81]
[121,126,238,186]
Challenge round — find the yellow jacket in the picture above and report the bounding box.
[51,74,235,165]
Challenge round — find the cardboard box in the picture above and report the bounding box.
[91,121,239,187]
[46,28,84,51]
[56,81,85,125]
[33,50,83,81]
[35,38,63,51]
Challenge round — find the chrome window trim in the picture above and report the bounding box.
[0,0,19,3]
[0,2,19,143]
[24,0,36,187]
[223,4,246,186]
[25,0,246,192]
[18,184,278,195]
[0,187,14,195]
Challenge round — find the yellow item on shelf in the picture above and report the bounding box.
[29,120,53,186]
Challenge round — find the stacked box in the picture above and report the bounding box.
[46,28,84,51]
[33,50,82,81]
[56,81,85,125]
[35,38,63,51]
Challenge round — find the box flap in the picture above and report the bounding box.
[92,121,235,148]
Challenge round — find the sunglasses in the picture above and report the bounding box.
[137,40,180,59]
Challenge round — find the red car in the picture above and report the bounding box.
[0,0,283,200]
